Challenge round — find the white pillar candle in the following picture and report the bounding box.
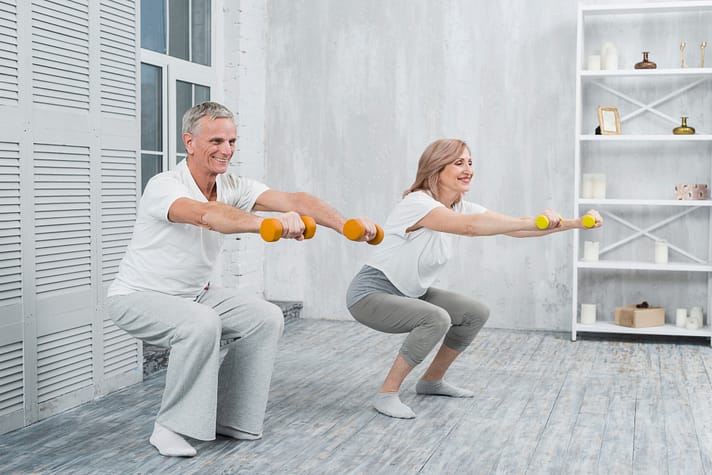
[580,303,596,325]
[588,54,601,70]
[581,174,594,199]
[690,307,704,329]
[603,51,618,70]
[686,316,700,330]
[592,174,606,199]
[654,240,668,264]
[676,308,688,328]
[583,241,599,261]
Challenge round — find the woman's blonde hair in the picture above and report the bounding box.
[403,139,470,206]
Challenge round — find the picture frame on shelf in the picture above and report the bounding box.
[597,106,621,135]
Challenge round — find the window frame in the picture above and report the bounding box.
[139,0,223,177]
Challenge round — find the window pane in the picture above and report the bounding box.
[169,0,189,61]
[191,0,211,65]
[175,80,192,154]
[195,85,210,104]
[141,0,166,53]
[141,153,163,192]
[141,63,162,152]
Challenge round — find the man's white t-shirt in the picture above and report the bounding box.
[365,191,486,297]
[107,159,268,298]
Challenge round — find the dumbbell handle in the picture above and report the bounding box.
[535,214,596,230]
[260,216,317,242]
[343,219,384,245]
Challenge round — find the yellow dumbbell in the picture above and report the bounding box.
[260,216,317,242]
[343,219,384,245]
[535,214,596,230]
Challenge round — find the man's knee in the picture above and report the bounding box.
[261,303,285,337]
[179,310,221,345]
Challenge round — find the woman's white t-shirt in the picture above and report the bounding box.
[107,159,268,298]
[364,191,486,297]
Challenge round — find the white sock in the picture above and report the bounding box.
[373,392,416,419]
[149,423,197,457]
[216,424,262,440]
[416,379,474,398]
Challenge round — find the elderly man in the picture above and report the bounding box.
[106,101,377,457]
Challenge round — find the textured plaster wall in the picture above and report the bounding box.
[244,0,691,330]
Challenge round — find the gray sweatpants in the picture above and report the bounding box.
[348,288,489,367]
[106,287,284,441]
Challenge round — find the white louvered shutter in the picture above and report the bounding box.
[97,0,140,394]
[0,0,23,434]
[0,141,23,434]
[0,0,140,433]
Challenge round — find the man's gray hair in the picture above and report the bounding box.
[182,101,235,135]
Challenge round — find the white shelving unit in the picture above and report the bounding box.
[573,2,712,344]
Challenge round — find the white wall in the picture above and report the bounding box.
[240,0,682,330]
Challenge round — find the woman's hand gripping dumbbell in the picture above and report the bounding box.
[535,209,602,230]
[260,212,317,242]
[343,218,384,245]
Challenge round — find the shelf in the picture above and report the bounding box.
[574,1,712,345]
[577,260,712,272]
[575,321,711,338]
[581,68,712,78]
[579,134,712,141]
[578,198,712,207]
[581,2,712,16]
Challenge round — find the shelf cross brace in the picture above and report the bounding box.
[591,78,709,134]
[598,207,707,264]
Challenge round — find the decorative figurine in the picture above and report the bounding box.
[702,41,707,67]
[680,41,687,68]
[634,51,657,69]
[673,117,695,135]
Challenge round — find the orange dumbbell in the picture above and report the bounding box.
[343,219,384,245]
[535,214,596,230]
[260,216,317,242]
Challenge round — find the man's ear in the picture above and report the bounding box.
[183,132,194,154]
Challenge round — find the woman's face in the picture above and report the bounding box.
[438,150,474,197]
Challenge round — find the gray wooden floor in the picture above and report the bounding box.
[2,320,712,474]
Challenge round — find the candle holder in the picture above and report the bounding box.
[701,41,707,67]
[673,117,695,135]
[680,41,687,68]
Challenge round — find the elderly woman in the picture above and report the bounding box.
[346,138,602,418]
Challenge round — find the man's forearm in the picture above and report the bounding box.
[287,192,347,234]
[201,201,262,234]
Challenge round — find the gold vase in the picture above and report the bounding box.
[635,51,657,69]
[673,117,695,135]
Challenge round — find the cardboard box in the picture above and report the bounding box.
[614,305,665,328]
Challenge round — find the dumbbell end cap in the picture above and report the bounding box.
[535,215,549,230]
[582,215,596,228]
[343,219,365,241]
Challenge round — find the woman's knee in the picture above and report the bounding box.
[401,310,450,365]
[469,301,490,326]
[429,308,452,336]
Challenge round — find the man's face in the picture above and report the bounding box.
[184,116,237,175]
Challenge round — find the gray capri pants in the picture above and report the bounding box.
[348,286,490,367]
